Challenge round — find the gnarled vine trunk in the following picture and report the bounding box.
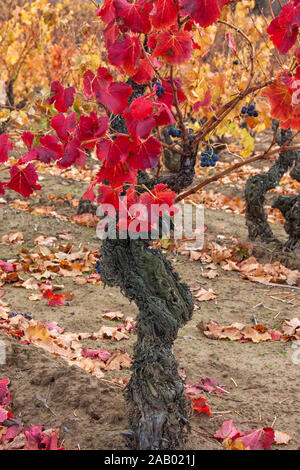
[245,127,299,245]
[100,239,194,449]
[273,155,300,251]
[98,135,198,448]
[273,193,300,251]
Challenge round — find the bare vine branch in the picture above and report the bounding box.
[175,143,300,203]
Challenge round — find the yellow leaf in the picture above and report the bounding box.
[223,438,245,450]
[24,324,51,342]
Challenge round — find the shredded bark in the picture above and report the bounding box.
[245,127,300,249]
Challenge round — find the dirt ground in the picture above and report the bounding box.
[0,149,299,450]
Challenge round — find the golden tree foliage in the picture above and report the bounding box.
[178,0,287,156]
[0,0,292,159]
[0,0,107,131]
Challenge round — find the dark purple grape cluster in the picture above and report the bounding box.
[168,126,181,137]
[241,104,258,117]
[155,82,165,97]
[201,149,218,167]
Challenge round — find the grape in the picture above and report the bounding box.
[168,126,181,137]
[201,149,218,167]
[95,259,101,275]
[241,104,258,118]
[155,82,165,97]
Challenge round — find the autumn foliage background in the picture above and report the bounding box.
[0,0,299,451]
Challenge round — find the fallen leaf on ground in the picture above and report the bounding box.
[194,288,217,301]
[197,319,299,343]
[201,269,219,279]
[186,377,227,395]
[34,235,57,246]
[214,420,243,440]
[22,278,39,290]
[70,213,99,227]
[274,430,292,445]
[215,420,275,450]
[0,260,15,273]
[43,289,65,306]
[23,324,51,342]
[82,348,111,362]
[237,427,274,450]
[1,232,24,245]
[281,318,300,339]
[188,396,211,415]
[102,311,124,320]
[28,293,43,301]
[96,326,128,341]
[105,350,132,370]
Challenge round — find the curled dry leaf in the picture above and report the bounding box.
[221,260,240,271]
[214,420,243,440]
[105,350,132,371]
[70,213,99,227]
[188,396,211,415]
[0,260,15,273]
[0,311,133,379]
[239,257,300,286]
[237,427,275,450]
[201,269,219,279]
[242,326,272,343]
[28,293,43,301]
[22,278,39,290]
[124,316,135,331]
[220,326,243,341]
[1,232,24,245]
[23,324,50,342]
[186,377,227,395]
[198,319,299,343]
[112,330,129,341]
[42,289,65,306]
[189,251,203,261]
[223,437,245,450]
[281,318,300,337]
[215,420,275,450]
[95,325,129,341]
[274,430,292,445]
[82,348,111,362]
[76,357,104,379]
[102,310,124,320]
[34,235,57,246]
